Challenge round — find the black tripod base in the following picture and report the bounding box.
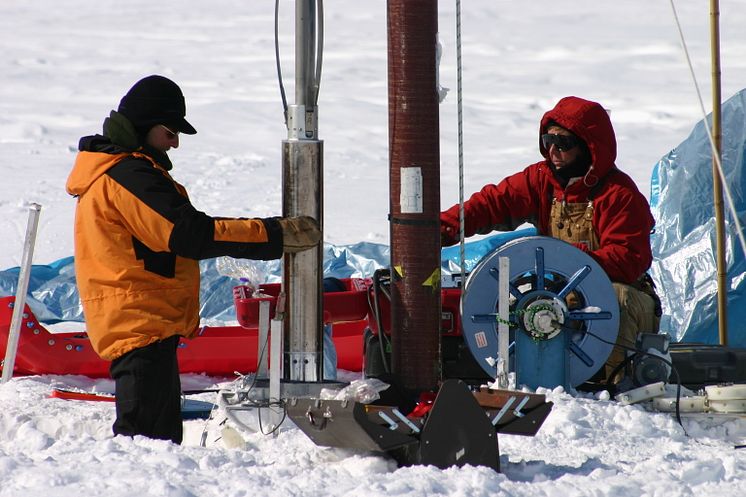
[287,379,500,471]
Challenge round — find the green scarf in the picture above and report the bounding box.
[102,111,173,170]
[102,110,139,151]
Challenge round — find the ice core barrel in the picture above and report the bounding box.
[387,0,442,391]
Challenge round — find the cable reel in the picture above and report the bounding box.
[460,236,620,389]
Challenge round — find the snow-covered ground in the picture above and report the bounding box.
[2,1,746,495]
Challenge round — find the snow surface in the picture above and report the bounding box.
[2,1,746,495]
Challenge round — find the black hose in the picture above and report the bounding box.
[370,268,391,373]
[274,0,288,122]
[605,354,635,391]
[313,0,324,106]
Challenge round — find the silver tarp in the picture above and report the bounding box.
[650,88,746,346]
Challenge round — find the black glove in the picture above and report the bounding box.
[441,223,458,247]
[278,216,321,253]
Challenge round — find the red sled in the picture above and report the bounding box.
[0,277,370,378]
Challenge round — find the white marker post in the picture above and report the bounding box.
[2,203,42,383]
[268,317,283,436]
[497,256,511,389]
[257,300,270,380]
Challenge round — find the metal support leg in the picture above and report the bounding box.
[2,203,41,383]
[268,317,284,435]
[497,257,510,388]
[257,301,270,380]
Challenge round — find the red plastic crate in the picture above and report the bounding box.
[233,278,371,328]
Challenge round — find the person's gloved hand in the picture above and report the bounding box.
[278,216,321,253]
[440,223,458,247]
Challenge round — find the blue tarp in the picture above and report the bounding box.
[440,228,536,277]
[0,237,520,323]
[650,88,746,347]
[0,243,389,323]
[0,233,532,324]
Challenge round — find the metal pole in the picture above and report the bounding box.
[268,317,284,433]
[456,0,467,288]
[282,0,324,382]
[295,0,318,140]
[387,0,441,392]
[257,300,270,379]
[282,141,323,382]
[2,203,42,383]
[497,257,510,389]
[710,0,727,345]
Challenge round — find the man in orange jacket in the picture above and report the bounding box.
[66,75,319,444]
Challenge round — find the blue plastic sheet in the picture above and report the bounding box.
[0,235,524,324]
[0,243,388,324]
[0,256,80,323]
[440,227,536,282]
[650,88,746,346]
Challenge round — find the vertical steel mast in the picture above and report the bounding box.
[282,0,324,382]
[387,0,442,392]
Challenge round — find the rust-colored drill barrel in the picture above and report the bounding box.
[387,0,441,392]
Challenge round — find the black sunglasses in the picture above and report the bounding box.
[160,124,180,140]
[541,133,580,152]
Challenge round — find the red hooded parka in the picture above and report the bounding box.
[440,96,654,284]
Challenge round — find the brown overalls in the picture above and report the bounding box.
[547,196,660,380]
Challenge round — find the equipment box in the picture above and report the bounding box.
[669,343,746,390]
[233,277,370,328]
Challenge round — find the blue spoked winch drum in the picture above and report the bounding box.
[460,236,620,389]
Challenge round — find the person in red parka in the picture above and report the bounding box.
[441,96,660,381]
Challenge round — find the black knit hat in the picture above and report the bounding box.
[118,75,197,135]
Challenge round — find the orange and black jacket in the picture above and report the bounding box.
[66,135,283,361]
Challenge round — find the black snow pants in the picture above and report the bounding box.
[109,335,183,444]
